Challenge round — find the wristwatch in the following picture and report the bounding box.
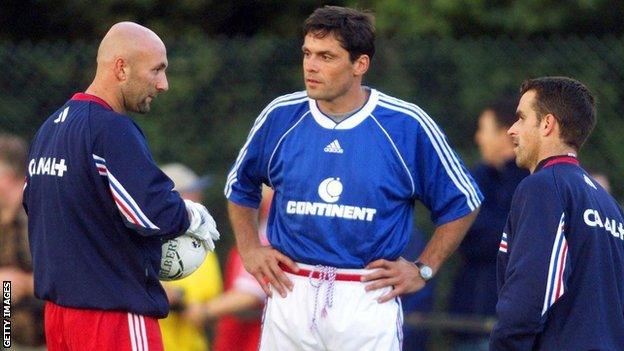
[414,261,434,282]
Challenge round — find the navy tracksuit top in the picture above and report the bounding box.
[24,93,189,317]
[490,155,624,350]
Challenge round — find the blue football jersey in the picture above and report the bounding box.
[225,89,482,268]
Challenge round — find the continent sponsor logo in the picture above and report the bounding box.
[583,208,624,240]
[286,177,377,221]
[318,177,343,203]
[28,157,67,177]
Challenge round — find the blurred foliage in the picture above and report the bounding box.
[356,0,624,38]
[0,0,344,42]
[1,0,624,42]
[1,35,623,219]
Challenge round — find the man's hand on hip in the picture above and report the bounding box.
[239,245,299,298]
[361,257,425,303]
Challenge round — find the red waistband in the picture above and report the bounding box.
[279,263,363,282]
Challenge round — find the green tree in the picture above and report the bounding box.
[352,0,624,38]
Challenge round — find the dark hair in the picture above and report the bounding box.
[483,97,518,129]
[0,133,28,176]
[303,6,375,62]
[520,76,596,150]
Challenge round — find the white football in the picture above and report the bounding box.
[159,234,207,281]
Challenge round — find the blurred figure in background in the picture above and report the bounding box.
[448,98,528,351]
[186,186,273,351]
[160,163,223,351]
[590,171,611,194]
[400,228,436,351]
[0,134,45,351]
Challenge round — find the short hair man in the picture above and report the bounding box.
[225,6,481,350]
[449,98,528,350]
[24,22,219,351]
[490,77,624,350]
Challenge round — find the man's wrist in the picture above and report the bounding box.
[414,261,434,282]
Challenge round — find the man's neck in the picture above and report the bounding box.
[85,81,125,114]
[531,145,577,173]
[317,86,369,118]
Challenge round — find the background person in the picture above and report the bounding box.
[0,134,45,351]
[400,227,437,351]
[185,186,274,351]
[448,98,528,351]
[160,163,223,351]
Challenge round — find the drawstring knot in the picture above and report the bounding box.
[309,265,337,331]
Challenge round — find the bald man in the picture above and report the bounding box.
[23,22,219,351]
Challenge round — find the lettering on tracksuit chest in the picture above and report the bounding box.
[269,128,412,221]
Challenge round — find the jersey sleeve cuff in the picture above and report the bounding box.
[433,205,479,227]
[226,194,261,209]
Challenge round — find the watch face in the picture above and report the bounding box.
[420,265,433,280]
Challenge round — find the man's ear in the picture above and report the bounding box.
[114,57,127,81]
[353,54,370,77]
[541,113,557,137]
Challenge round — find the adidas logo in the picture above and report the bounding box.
[324,139,344,154]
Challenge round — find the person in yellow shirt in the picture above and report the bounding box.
[160,163,223,351]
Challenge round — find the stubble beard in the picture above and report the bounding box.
[136,98,151,114]
[121,86,151,114]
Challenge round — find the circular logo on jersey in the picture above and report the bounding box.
[318,177,343,203]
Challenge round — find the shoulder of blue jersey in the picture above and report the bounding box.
[85,105,140,135]
[261,90,309,116]
[516,170,555,197]
[375,92,436,130]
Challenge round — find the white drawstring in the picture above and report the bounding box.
[309,265,337,331]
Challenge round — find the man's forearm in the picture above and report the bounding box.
[227,201,261,252]
[418,208,480,273]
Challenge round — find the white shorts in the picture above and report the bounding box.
[259,263,403,351]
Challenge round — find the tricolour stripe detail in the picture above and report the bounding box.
[128,313,138,351]
[224,92,308,198]
[377,95,481,210]
[371,114,415,196]
[542,212,568,316]
[93,154,159,230]
[266,112,310,187]
[499,232,508,253]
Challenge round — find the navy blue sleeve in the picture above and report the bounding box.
[490,174,571,350]
[413,126,483,225]
[460,166,511,260]
[92,113,189,236]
